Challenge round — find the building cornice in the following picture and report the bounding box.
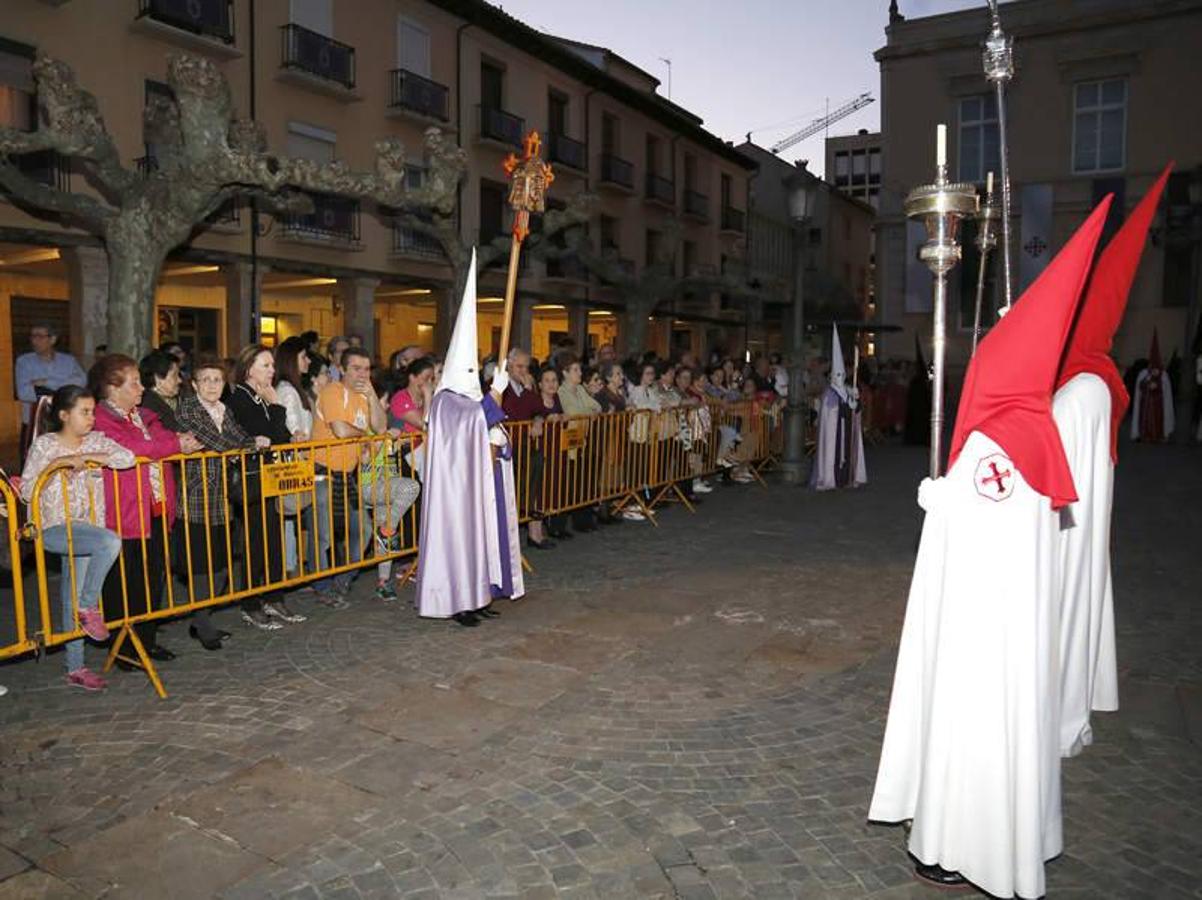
[426,0,756,170]
[875,0,1202,63]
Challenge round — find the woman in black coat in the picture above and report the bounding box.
[226,344,304,630]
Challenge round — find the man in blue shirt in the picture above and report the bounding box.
[14,323,86,455]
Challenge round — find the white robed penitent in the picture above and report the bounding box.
[810,324,866,490]
[1053,374,1118,757]
[869,196,1115,900]
[1051,165,1171,758]
[868,432,1063,900]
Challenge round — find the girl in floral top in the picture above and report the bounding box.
[20,386,135,691]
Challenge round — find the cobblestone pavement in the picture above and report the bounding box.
[0,442,1199,899]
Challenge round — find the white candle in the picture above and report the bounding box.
[936,124,947,167]
[986,171,994,194]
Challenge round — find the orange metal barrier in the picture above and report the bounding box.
[8,399,784,696]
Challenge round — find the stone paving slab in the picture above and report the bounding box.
[39,809,265,898]
[0,443,1199,898]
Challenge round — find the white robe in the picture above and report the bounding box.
[810,388,867,490]
[869,431,1062,900]
[1129,369,1174,441]
[1052,374,1119,758]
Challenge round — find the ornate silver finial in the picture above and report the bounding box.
[982,0,1014,84]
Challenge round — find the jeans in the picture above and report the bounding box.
[284,505,321,578]
[42,522,122,672]
[314,473,363,594]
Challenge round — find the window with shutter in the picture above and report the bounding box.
[397,18,431,78]
[290,0,333,36]
[286,122,336,163]
[0,38,35,132]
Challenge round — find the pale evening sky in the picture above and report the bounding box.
[491,0,1005,176]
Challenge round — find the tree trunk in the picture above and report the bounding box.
[106,243,166,358]
[104,208,181,358]
[621,304,649,360]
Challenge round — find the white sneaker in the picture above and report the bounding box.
[732,472,754,484]
[0,685,7,697]
[621,508,646,521]
[692,479,714,494]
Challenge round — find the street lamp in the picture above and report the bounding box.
[780,162,816,485]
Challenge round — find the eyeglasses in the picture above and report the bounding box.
[30,331,51,339]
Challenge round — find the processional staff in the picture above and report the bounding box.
[904,125,978,479]
[498,131,555,365]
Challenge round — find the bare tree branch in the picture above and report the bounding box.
[0,160,114,226]
[3,55,137,196]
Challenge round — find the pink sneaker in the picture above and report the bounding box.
[66,668,107,691]
[78,607,110,641]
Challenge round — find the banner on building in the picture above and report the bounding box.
[1019,184,1054,293]
[904,220,933,314]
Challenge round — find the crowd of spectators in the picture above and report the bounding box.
[8,326,789,694]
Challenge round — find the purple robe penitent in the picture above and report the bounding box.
[416,391,524,617]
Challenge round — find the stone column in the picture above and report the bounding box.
[568,302,589,360]
[337,276,380,360]
[432,286,457,354]
[514,294,535,358]
[224,261,267,356]
[63,245,108,367]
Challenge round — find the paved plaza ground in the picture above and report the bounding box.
[0,441,1199,899]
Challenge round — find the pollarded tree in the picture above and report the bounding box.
[391,189,595,312]
[0,53,465,357]
[558,218,761,356]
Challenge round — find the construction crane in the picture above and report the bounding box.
[767,92,875,155]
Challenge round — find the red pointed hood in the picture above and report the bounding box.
[1148,327,1163,370]
[1058,164,1172,462]
[948,196,1113,510]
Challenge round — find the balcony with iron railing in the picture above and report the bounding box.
[645,173,675,208]
[547,132,586,172]
[720,205,746,233]
[134,0,238,56]
[477,105,524,148]
[683,189,709,222]
[391,221,445,260]
[598,153,634,191]
[281,191,360,245]
[545,253,589,281]
[279,23,356,95]
[6,150,70,194]
[597,249,636,285]
[388,69,449,122]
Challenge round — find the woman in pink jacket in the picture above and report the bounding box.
[89,354,201,664]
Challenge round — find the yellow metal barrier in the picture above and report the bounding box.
[14,399,784,696]
[0,478,34,662]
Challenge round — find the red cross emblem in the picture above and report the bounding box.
[974,452,1015,501]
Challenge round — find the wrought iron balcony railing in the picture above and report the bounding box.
[137,0,234,45]
[721,206,746,233]
[545,253,589,281]
[599,153,634,189]
[683,189,709,220]
[645,173,675,206]
[282,191,360,243]
[280,24,356,90]
[392,223,445,259]
[388,69,449,121]
[547,132,586,171]
[478,105,524,147]
[14,150,71,192]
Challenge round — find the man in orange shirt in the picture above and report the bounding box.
[311,347,388,607]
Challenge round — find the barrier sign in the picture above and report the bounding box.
[262,459,316,497]
[561,421,589,451]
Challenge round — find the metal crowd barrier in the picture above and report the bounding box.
[1,399,782,696]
